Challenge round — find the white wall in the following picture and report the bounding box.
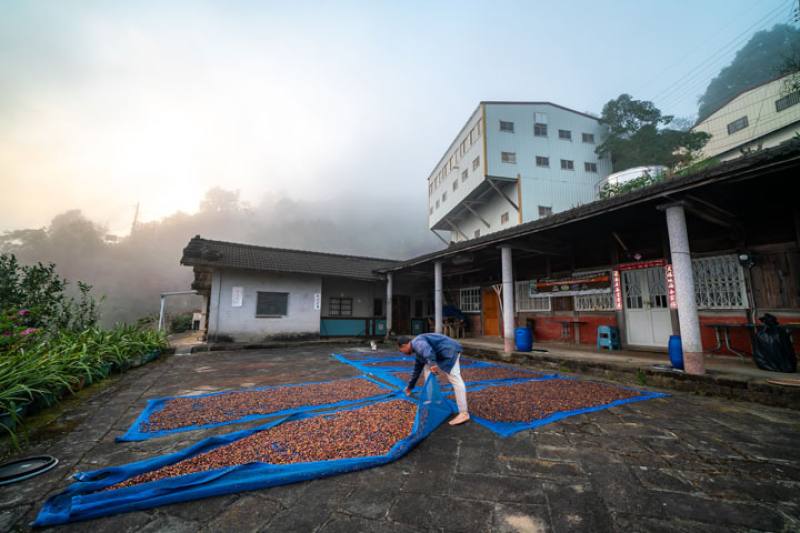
[207,269,322,341]
[448,182,518,242]
[693,75,800,161]
[484,103,611,220]
[428,106,484,230]
[320,277,383,317]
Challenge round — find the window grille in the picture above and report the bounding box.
[582,132,595,143]
[499,120,515,132]
[329,297,353,316]
[574,292,613,311]
[692,255,748,309]
[501,152,517,164]
[726,116,748,135]
[459,287,481,313]
[515,281,551,311]
[775,91,800,112]
[558,129,572,140]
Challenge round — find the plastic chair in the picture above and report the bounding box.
[597,325,621,351]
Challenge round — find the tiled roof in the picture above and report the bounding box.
[181,237,397,281]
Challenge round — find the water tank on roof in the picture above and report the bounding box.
[596,165,667,196]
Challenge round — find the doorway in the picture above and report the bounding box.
[622,267,672,347]
[482,288,500,337]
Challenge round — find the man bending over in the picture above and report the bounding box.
[398,333,470,426]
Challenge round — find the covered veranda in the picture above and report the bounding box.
[380,140,800,378]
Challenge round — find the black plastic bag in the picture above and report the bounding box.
[752,314,797,373]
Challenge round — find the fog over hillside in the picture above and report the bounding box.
[0,188,441,325]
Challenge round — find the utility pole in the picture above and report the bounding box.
[130,202,140,236]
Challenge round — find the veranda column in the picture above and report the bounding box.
[501,245,515,354]
[665,203,705,375]
[434,261,443,333]
[385,272,393,338]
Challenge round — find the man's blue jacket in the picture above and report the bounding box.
[406,333,463,390]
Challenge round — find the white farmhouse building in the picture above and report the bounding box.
[427,102,611,243]
[692,74,800,162]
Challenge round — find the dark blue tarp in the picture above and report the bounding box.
[450,378,669,437]
[333,353,557,390]
[34,375,452,527]
[117,376,395,442]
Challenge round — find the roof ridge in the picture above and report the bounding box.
[190,237,399,263]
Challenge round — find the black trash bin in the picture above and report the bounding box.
[752,314,797,373]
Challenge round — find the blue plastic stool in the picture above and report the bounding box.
[597,325,621,351]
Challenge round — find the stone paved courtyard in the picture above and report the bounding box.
[1,345,799,532]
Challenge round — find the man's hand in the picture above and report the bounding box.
[403,387,412,397]
[429,365,441,375]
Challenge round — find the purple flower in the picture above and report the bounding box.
[20,328,38,336]
[18,309,30,316]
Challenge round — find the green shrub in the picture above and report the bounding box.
[170,314,193,333]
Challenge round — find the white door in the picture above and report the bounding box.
[622,267,672,347]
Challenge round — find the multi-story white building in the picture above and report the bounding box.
[427,101,611,243]
[692,74,800,162]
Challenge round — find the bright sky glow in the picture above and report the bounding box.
[0,0,793,234]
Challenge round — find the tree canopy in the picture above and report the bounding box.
[596,94,710,172]
[697,24,800,121]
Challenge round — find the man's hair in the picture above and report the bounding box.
[396,335,412,346]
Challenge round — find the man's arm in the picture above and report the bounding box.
[406,358,425,392]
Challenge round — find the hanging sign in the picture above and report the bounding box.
[313,293,321,311]
[617,259,666,271]
[231,286,243,307]
[612,270,623,310]
[664,264,678,309]
[529,271,611,297]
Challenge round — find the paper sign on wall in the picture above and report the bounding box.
[231,286,243,307]
[314,293,321,311]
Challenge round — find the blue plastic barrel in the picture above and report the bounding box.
[515,327,533,352]
[668,335,684,370]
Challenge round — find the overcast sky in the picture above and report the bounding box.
[0,0,793,235]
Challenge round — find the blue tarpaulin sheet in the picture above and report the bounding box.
[116,376,396,442]
[449,378,669,437]
[34,375,452,527]
[333,352,558,390]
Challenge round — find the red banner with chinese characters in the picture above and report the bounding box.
[528,272,611,297]
[664,263,677,309]
[616,259,667,271]
[612,270,623,310]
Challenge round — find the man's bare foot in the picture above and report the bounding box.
[448,412,470,426]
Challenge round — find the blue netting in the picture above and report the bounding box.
[332,352,559,391]
[116,376,396,442]
[448,378,669,437]
[34,375,452,527]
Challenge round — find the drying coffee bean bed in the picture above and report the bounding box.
[111,400,417,490]
[469,379,639,422]
[142,378,387,432]
[394,366,540,386]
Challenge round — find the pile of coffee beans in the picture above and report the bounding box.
[112,400,417,490]
[143,378,387,432]
[469,379,639,422]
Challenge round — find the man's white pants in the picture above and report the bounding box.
[423,354,468,414]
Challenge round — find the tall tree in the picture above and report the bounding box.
[698,24,800,121]
[597,94,710,172]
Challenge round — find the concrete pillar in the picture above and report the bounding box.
[385,273,393,338]
[434,261,443,334]
[665,204,705,375]
[501,246,515,353]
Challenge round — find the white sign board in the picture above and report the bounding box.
[313,293,321,311]
[231,286,243,307]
